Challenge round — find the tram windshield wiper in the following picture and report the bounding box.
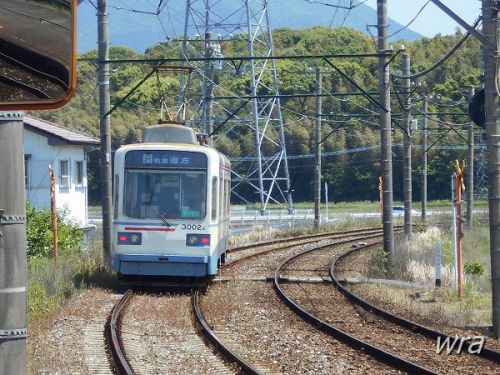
[159,214,171,227]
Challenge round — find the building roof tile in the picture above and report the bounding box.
[24,115,99,146]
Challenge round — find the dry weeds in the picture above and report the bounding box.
[361,224,494,330]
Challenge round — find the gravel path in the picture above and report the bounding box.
[202,233,402,374]
[201,281,400,374]
[28,289,120,374]
[336,245,500,353]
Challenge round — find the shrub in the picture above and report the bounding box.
[26,202,84,258]
[28,283,58,318]
[28,245,113,319]
[371,248,389,278]
[464,262,485,277]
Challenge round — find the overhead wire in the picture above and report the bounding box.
[89,1,475,151]
[387,1,430,39]
[391,16,482,80]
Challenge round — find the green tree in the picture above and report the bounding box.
[26,203,84,259]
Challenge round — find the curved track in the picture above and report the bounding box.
[272,234,435,374]
[105,227,498,374]
[107,288,260,374]
[330,243,500,365]
[198,227,408,373]
[0,47,68,100]
[106,228,392,374]
[192,290,263,374]
[106,290,134,375]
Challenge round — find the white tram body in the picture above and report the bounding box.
[112,125,231,278]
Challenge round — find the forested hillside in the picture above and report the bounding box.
[31,27,480,204]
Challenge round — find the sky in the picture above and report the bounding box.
[364,0,481,37]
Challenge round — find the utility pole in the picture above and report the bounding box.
[454,161,466,300]
[482,0,500,338]
[378,0,394,258]
[0,112,27,375]
[98,0,112,265]
[314,68,322,231]
[402,53,412,235]
[203,32,215,146]
[466,86,475,228]
[421,95,428,223]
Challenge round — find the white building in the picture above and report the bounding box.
[23,115,99,227]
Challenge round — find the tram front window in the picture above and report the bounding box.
[124,170,207,219]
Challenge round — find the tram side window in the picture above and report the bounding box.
[211,177,217,220]
[114,175,119,219]
[225,178,230,216]
[219,175,224,219]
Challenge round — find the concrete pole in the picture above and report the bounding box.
[421,95,428,223]
[0,112,27,375]
[402,53,412,235]
[378,0,394,258]
[98,0,112,265]
[466,86,475,228]
[314,68,322,231]
[482,0,500,338]
[204,32,215,146]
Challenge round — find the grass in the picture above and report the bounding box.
[28,242,112,321]
[354,283,492,328]
[244,199,489,212]
[365,221,493,329]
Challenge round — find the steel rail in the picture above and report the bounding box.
[0,73,50,98]
[273,233,436,375]
[221,228,390,278]
[0,50,69,89]
[192,290,264,375]
[204,229,387,372]
[105,290,135,375]
[330,244,500,365]
[229,226,398,253]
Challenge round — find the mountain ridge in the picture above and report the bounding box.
[77,1,422,53]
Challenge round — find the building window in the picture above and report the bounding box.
[60,160,70,187]
[75,160,84,186]
[24,155,31,190]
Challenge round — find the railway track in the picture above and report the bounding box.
[0,51,67,100]
[273,240,500,374]
[274,239,436,374]
[198,227,403,374]
[330,243,500,365]
[106,228,392,374]
[105,227,499,374]
[106,290,134,374]
[106,289,237,374]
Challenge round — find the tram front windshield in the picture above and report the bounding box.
[124,170,207,219]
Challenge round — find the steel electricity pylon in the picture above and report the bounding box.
[179,0,293,213]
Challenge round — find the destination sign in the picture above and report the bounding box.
[125,150,207,169]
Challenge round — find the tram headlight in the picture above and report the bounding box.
[186,234,210,247]
[117,232,142,245]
